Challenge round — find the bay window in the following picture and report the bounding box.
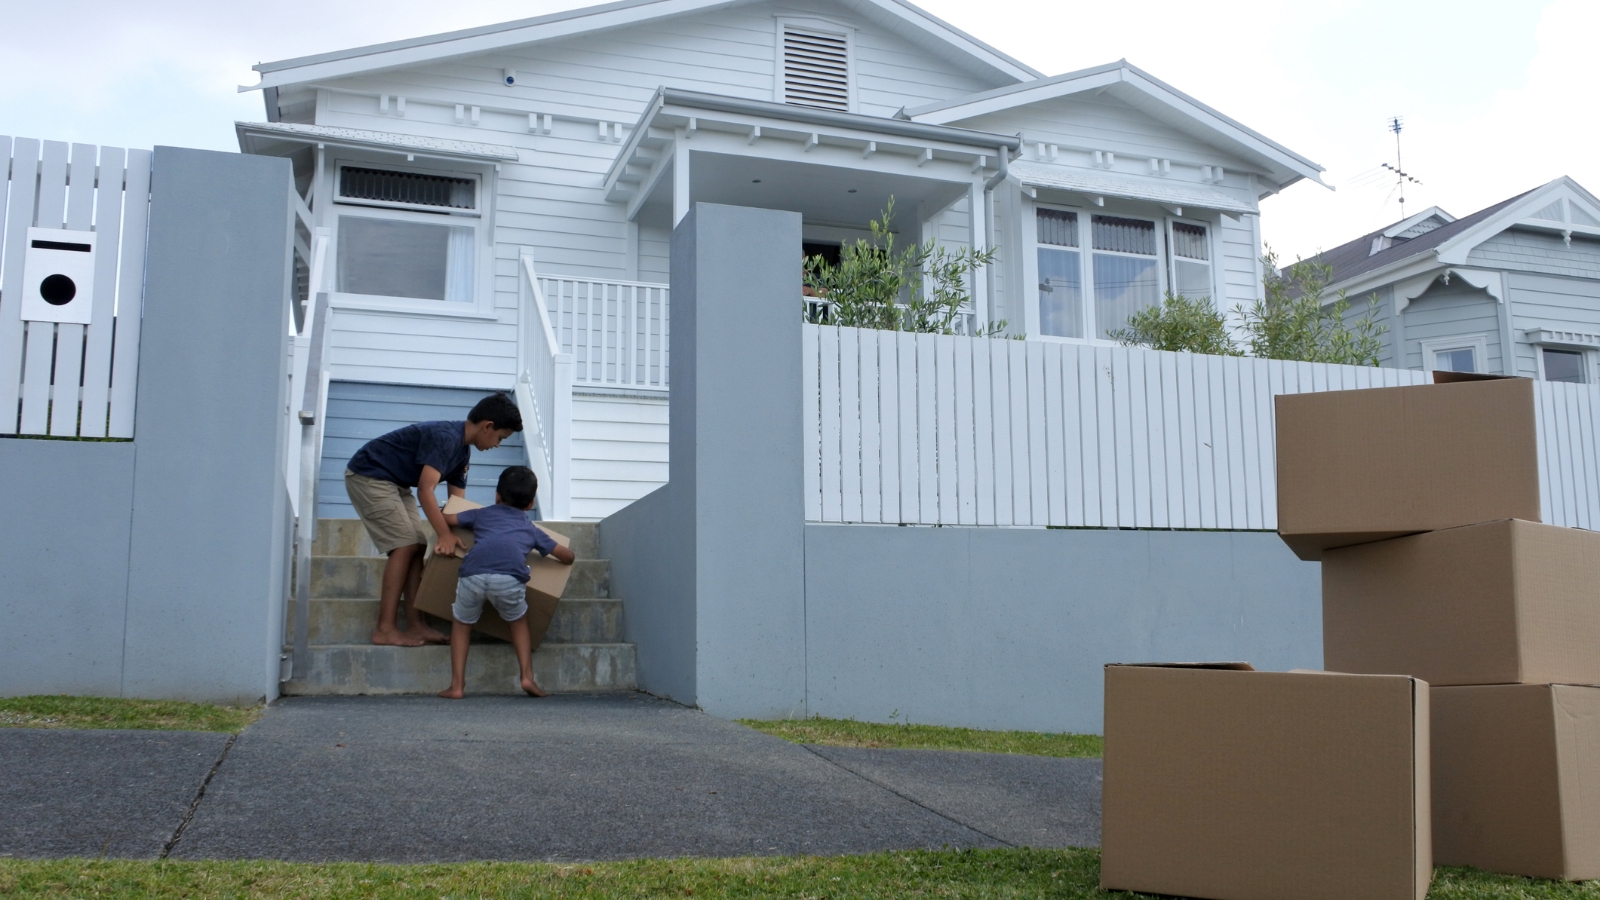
[1035,206,1214,340]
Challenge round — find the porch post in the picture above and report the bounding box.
[673,134,690,225]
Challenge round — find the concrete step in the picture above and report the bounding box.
[314,518,600,559]
[310,556,610,600]
[281,642,637,696]
[296,596,624,645]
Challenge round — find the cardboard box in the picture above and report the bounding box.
[1433,683,1600,880]
[1274,375,1540,560]
[1101,663,1431,900]
[411,496,571,645]
[1324,519,1600,686]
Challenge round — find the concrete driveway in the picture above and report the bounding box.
[0,693,1101,862]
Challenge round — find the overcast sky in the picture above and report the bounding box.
[0,0,1582,261]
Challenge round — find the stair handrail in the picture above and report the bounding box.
[289,227,332,682]
[519,253,574,520]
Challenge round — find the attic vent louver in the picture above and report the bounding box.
[782,27,851,112]
[339,166,476,211]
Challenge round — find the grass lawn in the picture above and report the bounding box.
[0,695,260,733]
[739,715,1103,758]
[0,851,1594,898]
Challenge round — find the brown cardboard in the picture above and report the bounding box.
[1433,684,1600,880]
[411,496,571,645]
[1274,376,1540,560]
[1101,663,1431,900]
[1324,519,1600,686]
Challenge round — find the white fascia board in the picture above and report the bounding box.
[910,61,1325,190]
[246,0,729,91]
[1434,178,1568,265]
[1323,255,1447,303]
[841,0,1042,81]
[246,0,1038,93]
[1382,206,1455,238]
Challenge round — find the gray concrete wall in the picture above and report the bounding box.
[603,201,1322,730]
[0,146,294,705]
[0,440,137,695]
[604,197,1318,730]
[803,524,1319,734]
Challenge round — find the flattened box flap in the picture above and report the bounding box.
[1275,378,1540,560]
[1102,665,1430,900]
[1324,519,1600,686]
[1433,684,1600,880]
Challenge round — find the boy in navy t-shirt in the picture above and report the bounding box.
[343,393,522,647]
[438,466,574,699]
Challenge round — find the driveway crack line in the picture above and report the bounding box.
[798,745,1016,848]
[160,733,236,859]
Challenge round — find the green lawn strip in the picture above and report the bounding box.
[0,696,261,733]
[0,852,1593,899]
[739,715,1103,758]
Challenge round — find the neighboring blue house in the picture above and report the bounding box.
[1309,176,1600,383]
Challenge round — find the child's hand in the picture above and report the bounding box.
[435,532,464,558]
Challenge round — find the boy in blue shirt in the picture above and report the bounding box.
[438,466,574,699]
[344,393,522,647]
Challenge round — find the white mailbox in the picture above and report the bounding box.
[21,227,96,324]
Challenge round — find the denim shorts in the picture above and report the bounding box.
[453,573,528,625]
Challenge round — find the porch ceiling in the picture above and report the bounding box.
[675,152,970,230]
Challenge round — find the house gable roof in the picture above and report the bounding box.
[245,0,1042,92]
[903,59,1324,192]
[1310,176,1600,294]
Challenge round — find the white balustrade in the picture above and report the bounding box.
[538,275,668,391]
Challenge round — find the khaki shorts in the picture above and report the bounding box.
[344,469,436,553]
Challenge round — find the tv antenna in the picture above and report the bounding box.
[1383,116,1422,216]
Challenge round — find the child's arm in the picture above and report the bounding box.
[550,544,576,566]
[418,465,461,557]
[442,512,461,528]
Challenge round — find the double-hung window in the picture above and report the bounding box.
[1035,207,1215,340]
[331,163,485,314]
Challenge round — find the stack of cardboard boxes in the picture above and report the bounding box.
[1100,374,1600,900]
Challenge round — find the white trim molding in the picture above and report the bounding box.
[1420,335,1489,375]
[1394,267,1504,314]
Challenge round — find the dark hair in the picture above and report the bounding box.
[497,466,538,510]
[468,392,523,433]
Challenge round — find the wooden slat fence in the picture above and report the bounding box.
[0,138,151,438]
[539,276,668,392]
[803,324,1600,531]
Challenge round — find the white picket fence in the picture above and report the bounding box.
[804,324,1600,531]
[538,275,668,392]
[0,138,151,438]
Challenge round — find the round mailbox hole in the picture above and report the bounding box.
[40,274,76,305]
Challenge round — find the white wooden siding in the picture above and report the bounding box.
[1469,230,1600,281]
[1399,282,1503,372]
[304,0,1006,388]
[570,393,668,520]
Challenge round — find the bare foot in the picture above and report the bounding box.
[522,677,547,698]
[408,623,450,644]
[372,628,425,647]
[438,686,465,699]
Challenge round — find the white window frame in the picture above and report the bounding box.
[1421,336,1489,375]
[1535,344,1596,384]
[774,16,857,113]
[1026,198,1185,343]
[324,156,496,319]
[1167,217,1221,305]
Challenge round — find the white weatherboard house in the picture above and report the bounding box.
[239,0,1324,521]
[1312,177,1600,384]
